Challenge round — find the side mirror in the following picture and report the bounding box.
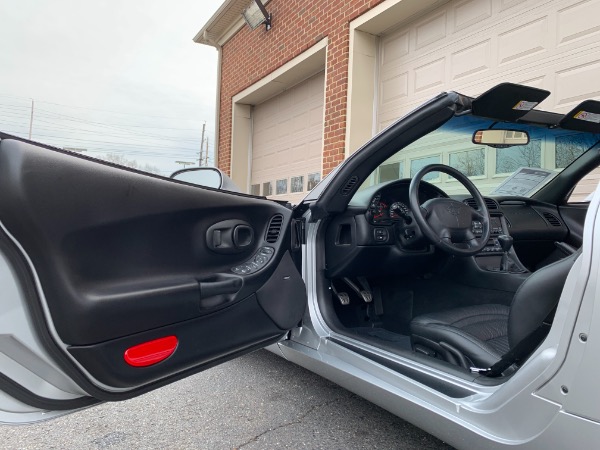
[170,167,241,192]
[472,129,529,147]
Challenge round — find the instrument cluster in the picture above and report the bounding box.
[367,194,411,224]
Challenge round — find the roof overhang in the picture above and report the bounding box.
[194,0,271,47]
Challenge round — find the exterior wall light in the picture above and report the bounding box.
[242,0,272,31]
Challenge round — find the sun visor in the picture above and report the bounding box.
[559,100,600,133]
[471,83,550,122]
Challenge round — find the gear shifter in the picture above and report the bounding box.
[497,235,514,272]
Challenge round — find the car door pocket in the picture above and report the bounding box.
[207,220,254,254]
[198,274,243,309]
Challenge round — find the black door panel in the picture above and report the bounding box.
[0,138,306,395]
[68,293,283,388]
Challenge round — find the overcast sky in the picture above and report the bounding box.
[0,0,221,175]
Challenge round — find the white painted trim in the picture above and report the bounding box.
[217,17,246,47]
[233,38,328,104]
[352,0,449,34]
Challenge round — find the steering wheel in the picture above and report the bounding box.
[408,164,490,256]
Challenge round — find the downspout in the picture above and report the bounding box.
[214,45,222,171]
[198,30,222,171]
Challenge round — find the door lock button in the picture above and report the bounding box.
[231,247,275,275]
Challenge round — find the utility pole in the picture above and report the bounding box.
[205,136,209,166]
[199,122,206,166]
[28,99,34,139]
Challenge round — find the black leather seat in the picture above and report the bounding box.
[410,251,580,368]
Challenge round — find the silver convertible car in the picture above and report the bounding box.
[1,83,600,448]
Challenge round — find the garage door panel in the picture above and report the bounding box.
[414,11,448,50]
[381,72,409,106]
[309,105,323,126]
[454,0,492,31]
[500,0,533,12]
[555,59,600,110]
[557,1,600,46]
[497,17,549,66]
[382,31,409,65]
[251,72,324,203]
[378,0,600,128]
[414,58,446,94]
[450,40,491,81]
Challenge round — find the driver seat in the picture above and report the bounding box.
[410,251,580,369]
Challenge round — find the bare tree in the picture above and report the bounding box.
[451,149,485,176]
[555,134,595,169]
[496,141,541,173]
[99,153,161,174]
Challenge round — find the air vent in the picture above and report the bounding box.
[485,198,499,210]
[341,176,359,196]
[463,197,499,210]
[543,212,562,227]
[265,214,284,243]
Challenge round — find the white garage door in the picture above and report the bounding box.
[251,72,325,204]
[377,0,600,196]
[378,0,600,127]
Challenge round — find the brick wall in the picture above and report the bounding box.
[218,0,383,176]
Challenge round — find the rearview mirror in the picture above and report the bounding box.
[472,129,529,147]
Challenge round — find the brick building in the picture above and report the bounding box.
[196,0,600,203]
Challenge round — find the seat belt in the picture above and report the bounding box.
[471,311,554,377]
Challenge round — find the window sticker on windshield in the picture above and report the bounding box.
[491,167,555,196]
[512,100,538,111]
[574,110,600,124]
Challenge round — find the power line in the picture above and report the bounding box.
[0,93,204,121]
[0,102,214,143]
[1,119,210,150]
[2,125,214,153]
[27,118,203,143]
[32,108,202,143]
[1,130,202,152]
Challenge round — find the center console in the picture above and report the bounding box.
[473,214,527,273]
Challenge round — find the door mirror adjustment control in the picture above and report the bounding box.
[231,247,275,275]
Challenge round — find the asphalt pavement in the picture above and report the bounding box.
[0,349,453,449]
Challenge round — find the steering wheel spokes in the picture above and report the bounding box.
[409,164,490,256]
[440,229,479,250]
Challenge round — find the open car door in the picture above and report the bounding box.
[0,136,307,424]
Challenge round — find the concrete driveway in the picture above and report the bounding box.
[0,350,453,449]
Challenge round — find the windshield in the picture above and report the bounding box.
[360,114,600,197]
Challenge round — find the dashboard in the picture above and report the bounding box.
[325,179,572,278]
